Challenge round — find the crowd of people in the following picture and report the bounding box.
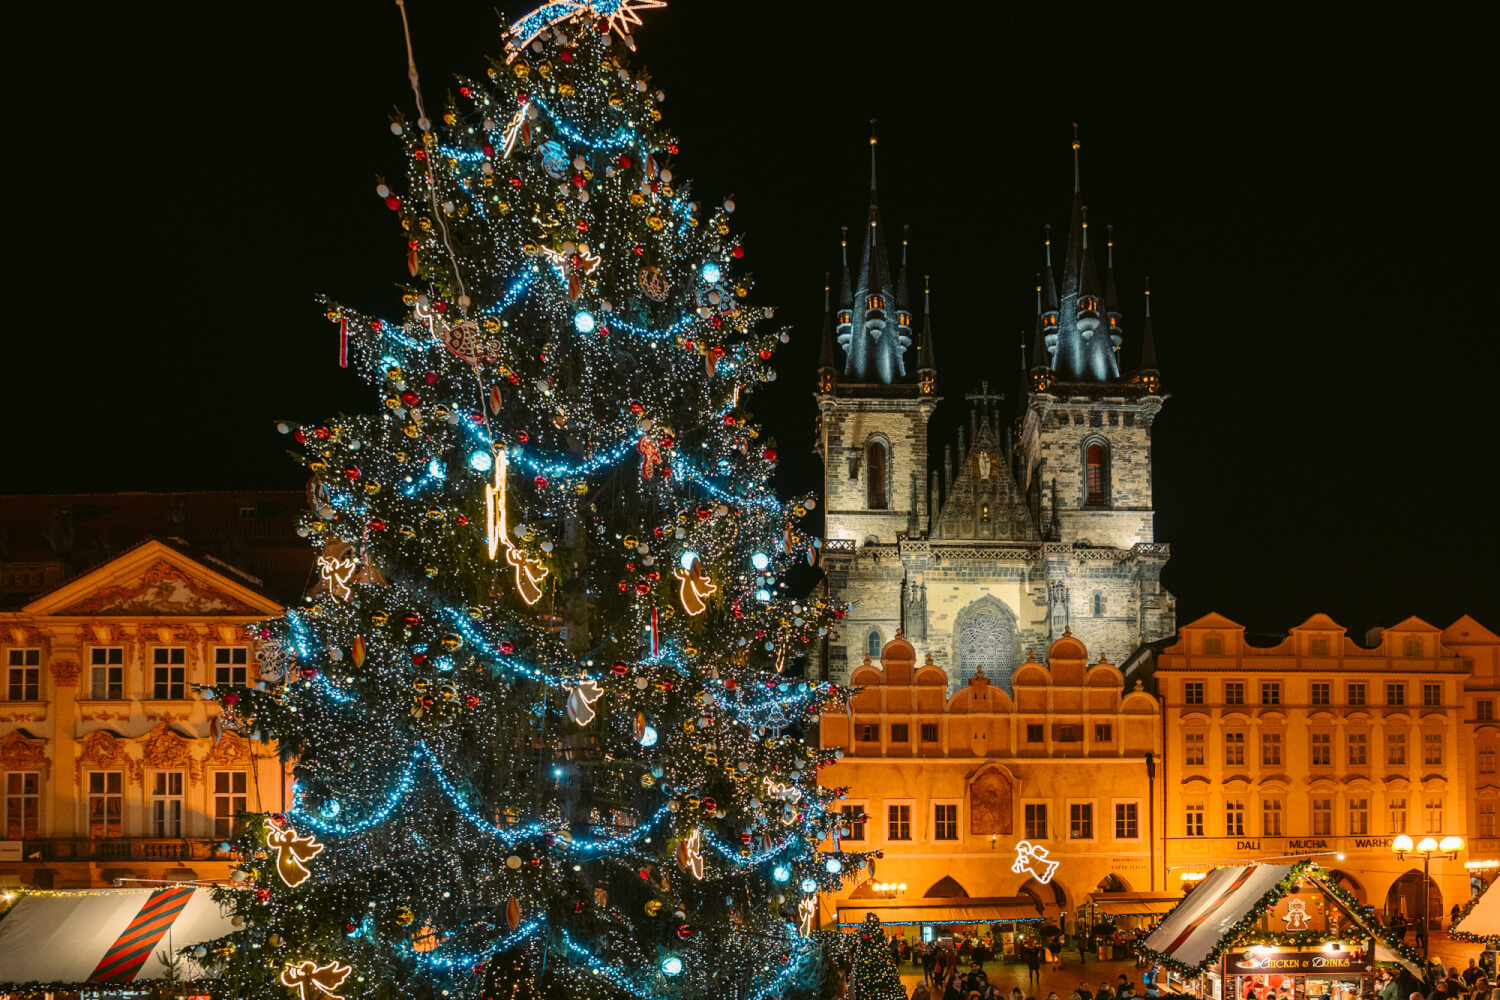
[894,929,1162,1000]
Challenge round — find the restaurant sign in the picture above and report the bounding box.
[1223,950,1374,976]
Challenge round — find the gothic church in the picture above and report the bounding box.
[814,135,1175,688]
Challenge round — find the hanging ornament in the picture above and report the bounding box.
[638,434,662,479]
[540,140,569,179]
[674,553,717,616]
[279,960,352,1000]
[351,636,366,668]
[505,897,522,930]
[484,452,549,604]
[637,265,670,302]
[566,679,605,726]
[254,638,289,683]
[268,825,325,888]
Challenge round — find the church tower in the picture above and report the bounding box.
[816,130,1175,688]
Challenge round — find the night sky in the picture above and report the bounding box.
[10,3,1496,635]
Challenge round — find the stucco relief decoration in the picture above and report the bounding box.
[63,560,255,616]
[76,728,135,783]
[142,722,202,785]
[49,658,80,685]
[6,625,44,646]
[205,730,251,766]
[0,730,51,779]
[968,768,1014,836]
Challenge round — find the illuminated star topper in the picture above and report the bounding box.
[504,1,667,61]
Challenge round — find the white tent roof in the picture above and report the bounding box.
[0,887,233,984]
[1454,880,1500,939]
[1143,864,1294,970]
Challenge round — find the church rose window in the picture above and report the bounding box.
[866,441,888,510]
[955,604,1015,687]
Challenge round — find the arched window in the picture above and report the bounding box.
[866,441,888,510]
[867,630,883,660]
[1093,593,1105,617]
[1085,441,1109,507]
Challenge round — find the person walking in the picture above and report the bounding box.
[1025,945,1042,986]
[1078,932,1089,966]
[923,945,937,986]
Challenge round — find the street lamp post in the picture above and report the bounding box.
[1391,834,1463,967]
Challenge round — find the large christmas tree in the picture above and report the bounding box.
[199,3,866,998]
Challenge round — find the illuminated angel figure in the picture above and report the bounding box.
[797,897,816,937]
[279,959,352,1000]
[316,554,357,602]
[674,554,717,616]
[267,825,325,888]
[485,452,549,605]
[679,826,704,879]
[1010,840,1059,884]
[505,546,549,606]
[504,0,668,60]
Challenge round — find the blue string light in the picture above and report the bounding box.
[411,917,545,968]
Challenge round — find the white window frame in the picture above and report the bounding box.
[1386,732,1407,765]
[6,647,41,702]
[1261,796,1284,836]
[885,800,915,842]
[1022,799,1049,840]
[213,770,248,840]
[1112,798,1142,841]
[4,771,40,840]
[1423,794,1443,834]
[1311,797,1333,836]
[931,799,961,843]
[1225,797,1247,837]
[1067,799,1096,841]
[89,646,125,700]
[1422,732,1443,765]
[149,770,185,838]
[1183,801,1205,838]
[86,770,125,838]
[1347,796,1370,835]
[214,646,249,687]
[1183,731,1206,766]
[1387,796,1407,835]
[152,646,187,700]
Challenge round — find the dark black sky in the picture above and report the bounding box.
[9,3,1497,635]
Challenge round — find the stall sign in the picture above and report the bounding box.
[1223,950,1374,976]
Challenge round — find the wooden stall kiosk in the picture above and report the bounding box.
[1138,863,1418,1000]
[1452,878,1500,980]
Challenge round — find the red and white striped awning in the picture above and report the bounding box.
[1142,864,1295,970]
[0,887,233,984]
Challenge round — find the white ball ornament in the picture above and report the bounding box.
[723,199,736,213]
[660,169,673,183]
[390,122,403,135]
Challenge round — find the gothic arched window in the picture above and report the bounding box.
[866,441,889,510]
[867,629,883,660]
[1085,441,1110,507]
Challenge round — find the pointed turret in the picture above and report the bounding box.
[1031,235,1056,394]
[897,226,912,312]
[1053,125,1123,382]
[1134,277,1161,394]
[917,275,936,396]
[818,274,837,394]
[835,227,856,375]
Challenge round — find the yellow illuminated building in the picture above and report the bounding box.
[0,539,291,889]
[817,630,1168,934]
[1153,612,1497,927]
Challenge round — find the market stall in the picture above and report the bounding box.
[835,896,1043,953]
[1137,863,1420,1000]
[1451,878,1500,979]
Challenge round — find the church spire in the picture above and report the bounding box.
[1105,223,1124,362]
[818,273,837,393]
[1135,277,1161,394]
[897,225,912,312]
[1055,125,1122,383]
[917,275,937,396]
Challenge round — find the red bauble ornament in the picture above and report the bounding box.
[465,694,480,708]
[255,888,272,902]
[413,148,426,161]
[759,348,773,359]
[676,925,693,940]
[762,449,777,461]
[425,371,437,385]
[534,475,548,489]
[611,661,629,676]
[404,612,422,627]
[385,195,401,211]
[269,813,287,828]
[223,692,240,706]
[732,246,744,259]
[559,49,573,63]
[498,641,515,654]
[618,154,633,169]
[667,143,679,155]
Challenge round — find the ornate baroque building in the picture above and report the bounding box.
[0,494,308,889]
[815,136,1175,689]
[816,631,1166,930]
[1149,612,1499,926]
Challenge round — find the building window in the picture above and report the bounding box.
[1311,798,1333,836]
[4,772,40,839]
[1309,637,1329,656]
[1386,683,1405,706]
[214,771,248,839]
[1421,683,1441,707]
[1261,681,1281,706]
[1480,801,1497,839]
[1224,732,1246,766]
[1026,724,1044,743]
[1069,802,1094,839]
[1347,683,1366,706]
[6,648,41,701]
[1054,725,1079,742]
[838,805,867,842]
[1423,795,1443,834]
[1481,745,1497,774]
[1225,799,1245,836]
[857,724,878,742]
[1184,682,1204,705]
[1348,797,1369,835]
[88,772,124,838]
[1422,733,1443,765]
[1388,796,1407,834]
[1183,732,1205,766]
[150,771,185,838]
[1311,733,1331,766]
[1094,723,1112,743]
[1084,442,1109,506]
[1387,733,1407,765]
[1115,802,1139,840]
[1403,638,1422,657]
[215,647,249,687]
[1478,700,1495,721]
[1224,682,1245,706]
[1204,636,1224,655]
[866,441,889,510]
[890,723,909,743]
[934,803,958,841]
[887,804,912,841]
[1262,798,1283,836]
[1093,592,1104,617]
[1262,733,1282,766]
[866,630,882,660]
[981,503,991,523]
[1024,803,1048,839]
[1347,733,1368,766]
[90,647,124,700]
[1311,682,1331,706]
[920,723,938,743]
[153,647,187,700]
[1184,802,1205,837]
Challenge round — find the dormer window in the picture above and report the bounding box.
[898,313,910,326]
[839,310,851,324]
[867,295,882,311]
[1080,295,1099,313]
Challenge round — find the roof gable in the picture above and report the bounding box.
[23,540,282,618]
[1291,613,1346,632]
[1383,615,1441,633]
[1179,612,1244,630]
[1445,615,1500,642]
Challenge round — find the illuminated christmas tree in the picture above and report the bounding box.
[846,914,907,1000]
[200,3,866,998]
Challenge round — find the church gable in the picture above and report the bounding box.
[25,540,281,618]
[933,408,1037,542]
